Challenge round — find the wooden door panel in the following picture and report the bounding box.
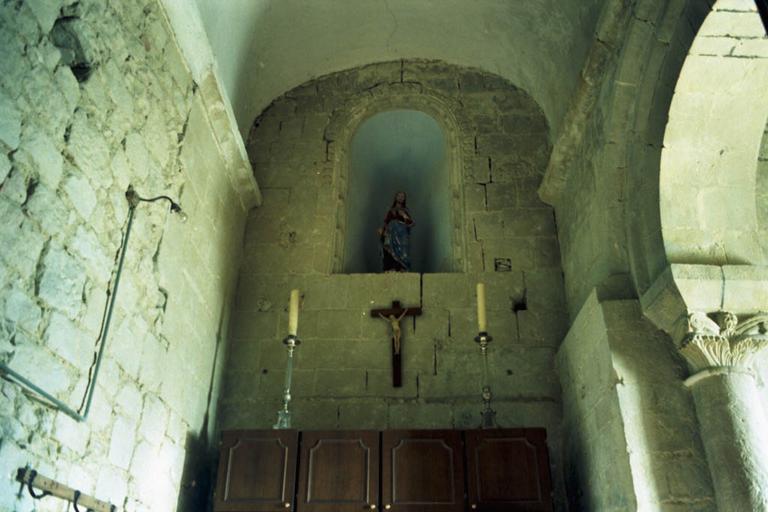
[382,430,464,512]
[466,429,553,512]
[297,431,379,512]
[214,430,298,511]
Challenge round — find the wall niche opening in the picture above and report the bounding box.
[344,109,451,274]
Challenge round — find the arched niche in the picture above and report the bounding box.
[328,82,469,274]
[344,110,450,273]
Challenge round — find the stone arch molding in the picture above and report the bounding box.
[326,83,472,273]
[659,3,768,268]
[640,3,768,335]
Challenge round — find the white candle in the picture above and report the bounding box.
[476,282,487,333]
[288,289,300,336]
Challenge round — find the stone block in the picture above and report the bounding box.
[312,309,363,339]
[525,270,567,311]
[67,110,112,188]
[221,368,262,403]
[414,308,450,339]
[0,442,37,511]
[62,172,97,220]
[129,440,164,497]
[485,182,517,209]
[124,132,151,182]
[299,275,351,310]
[721,265,768,313]
[500,208,556,236]
[423,273,472,309]
[0,167,27,204]
[16,131,63,188]
[482,239,536,270]
[517,309,566,347]
[0,153,9,184]
[364,369,419,398]
[291,399,340,429]
[71,226,111,283]
[387,401,453,429]
[5,288,42,334]
[25,0,61,33]
[96,465,129,508]
[490,347,560,399]
[337,399,388,429]
[54,412,90,455]
[45,312,91,369]
[473,211,504,240]
[345,272,421,311]
[465,183,487,212]
[108,316,145,378]
[225,338,262,371]
[313,368,366,397]
[116,381,143,419]
[109,415,137,470]
[0,92,21,150]
[231,310,279,341]
[9,345,74,396]
[297,338,389,370]
[469,156,491,183]
[139,395,169,442]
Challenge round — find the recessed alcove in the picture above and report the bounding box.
[343,109,451,274]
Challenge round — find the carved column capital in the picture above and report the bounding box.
[674,311,768,374]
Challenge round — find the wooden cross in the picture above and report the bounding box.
[370,300,422,387]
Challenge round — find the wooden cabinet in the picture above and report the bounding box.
[296,431,379,512]
[214,429,552,512]
[382,430,465,512]
[465,429,553,512]
[214,430,298,511]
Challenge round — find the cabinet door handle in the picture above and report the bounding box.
[284,503,291,509]
[369,505,377,510]
[471,505,477,510]
[385,505,391,510]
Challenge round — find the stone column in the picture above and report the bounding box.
[676,311,768,512]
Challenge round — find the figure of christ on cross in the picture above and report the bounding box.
[370,300,422,387]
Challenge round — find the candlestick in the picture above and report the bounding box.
[288,289,300,336]
[476,282,487,333]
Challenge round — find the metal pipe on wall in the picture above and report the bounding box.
[0,187,184,422]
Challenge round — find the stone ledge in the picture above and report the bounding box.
[641,263,768,334]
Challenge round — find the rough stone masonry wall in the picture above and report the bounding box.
[555,0,714,317]
[558,293,715,511]
[0,1,251,511]
[220,61,569,507]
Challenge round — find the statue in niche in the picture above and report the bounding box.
[377,191,414,272]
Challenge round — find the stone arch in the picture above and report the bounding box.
[245,60,554,277]
[623,1,768,309]
[658,3,768,267]
[325,82,472,273]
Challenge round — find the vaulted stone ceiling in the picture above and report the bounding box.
[193,0,607,136]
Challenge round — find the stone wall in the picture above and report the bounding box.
[0,1,254,510]
[558,293,716,511]
[221,61,569,506]
[549,0,715,317]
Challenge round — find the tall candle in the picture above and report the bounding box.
[288,289,300,336]
[476,282,487,333]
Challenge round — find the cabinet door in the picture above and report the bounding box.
[465,429,553,512]
[214,430,299,511]
[381,430,465,512]
[297,431,379,512]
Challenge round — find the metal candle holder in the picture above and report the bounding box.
[474,332,497,428]
[273,334,301,429]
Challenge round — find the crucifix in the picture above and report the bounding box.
[370,300,422,387]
